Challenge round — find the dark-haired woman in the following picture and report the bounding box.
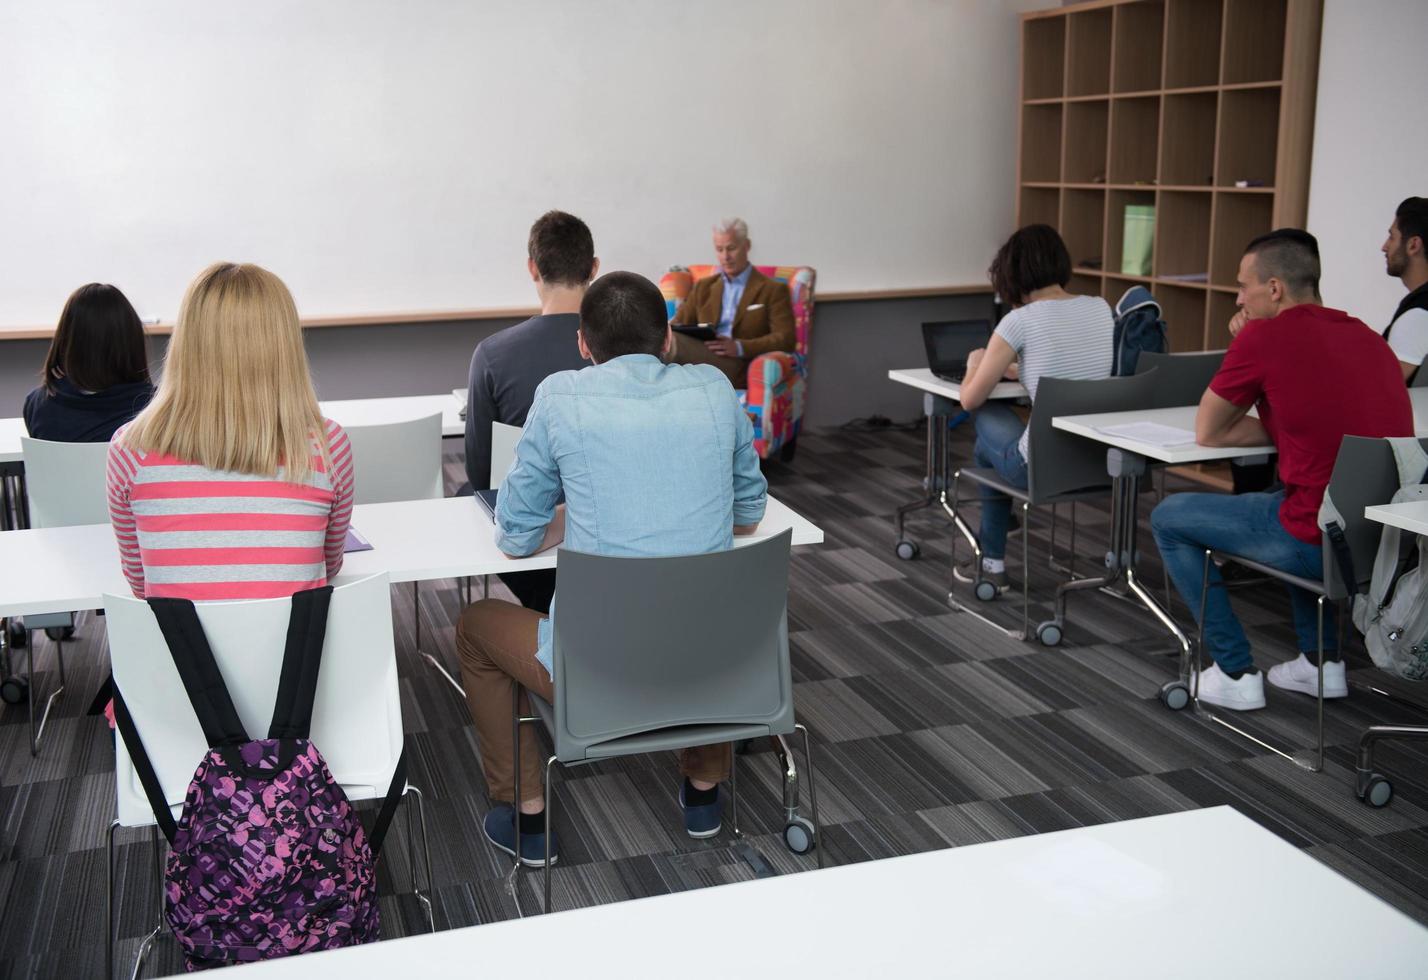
[954,225,1114,593]
[23,283,155,442]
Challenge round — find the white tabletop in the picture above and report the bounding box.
[0,495,822,619]
[1052,405,1276,464]
[887,368,1027,402]
[0,416,25,465]
[318,393,465,438]
[1365,500,1428,536]
[1055,392,1428,465]
[0,393,466,465]
[229,806,1428,980]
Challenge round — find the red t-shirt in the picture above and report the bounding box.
[1209,305,1413,544]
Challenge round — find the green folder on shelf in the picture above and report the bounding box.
[1121,204,1155,276]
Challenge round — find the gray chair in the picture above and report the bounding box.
[1192,436,1428,778]
[12,437,111,754]
[512,530,821,912]
[948,369,1163,646]
[1136,350,1225,408]
[1412,354,1428,388]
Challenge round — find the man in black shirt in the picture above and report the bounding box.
[464,210,597,612]
[1382,196,1428,384]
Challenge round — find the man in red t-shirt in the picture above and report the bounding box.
[1150,229,1413,711]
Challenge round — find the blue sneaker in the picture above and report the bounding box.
[679,783,722,839]
[483,805,558,867]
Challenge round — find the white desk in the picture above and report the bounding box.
[886,369,1027,561]
[1052,405,1275,464]
[886,367,1026,402]
[319,393,465,439]
[1365,500,1428,535]
[0,495,822,619]
[0,393,467,466]
[1053,395,1428,462]
[232,806,1428,980]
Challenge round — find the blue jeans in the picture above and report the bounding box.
[970,404,1029,561]
[1150,491,1336,674]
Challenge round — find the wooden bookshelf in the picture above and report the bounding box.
[1016,0,1323,353]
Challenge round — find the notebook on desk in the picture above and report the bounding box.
[343,527,373,553]
[922,319,992,383]
[475,489,498,521]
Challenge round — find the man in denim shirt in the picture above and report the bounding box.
[456,271,768,866]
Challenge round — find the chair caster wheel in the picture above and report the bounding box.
[1,676,28,705]
[974,580,998,602]
[1159,681,1190,711]
[783,817,817,855]
[43,626,74,642]
[895,540,919,561]
[1035,622,1062,647]
[1359,774,1393,808]
[5,620,25,649]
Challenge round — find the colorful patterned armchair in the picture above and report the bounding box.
[659,264,816,461]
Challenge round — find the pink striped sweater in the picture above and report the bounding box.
[106,418,355,600]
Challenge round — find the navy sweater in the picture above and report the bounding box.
[22,377,155,443]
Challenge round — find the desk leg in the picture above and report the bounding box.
[893,394,963,561]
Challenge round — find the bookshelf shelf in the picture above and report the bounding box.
[1016,0,1322,358]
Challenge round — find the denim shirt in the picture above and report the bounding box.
[494,353,768,675]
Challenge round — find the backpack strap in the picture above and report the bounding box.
[1317,488,1362,596]
[367,747,408,857]
[112,689,179,844]
[1387,437,1428,490]
[149,598,249,747]
[267,586,333,740]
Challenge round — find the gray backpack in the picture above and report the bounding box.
[1320,438,1428,681]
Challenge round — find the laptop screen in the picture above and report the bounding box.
[922,320,992,375]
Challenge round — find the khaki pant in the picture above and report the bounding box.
[670,331,747,389]
[456,598,732,804]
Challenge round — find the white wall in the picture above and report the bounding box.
[1306,0,1428,327]
[0,0,1042,327]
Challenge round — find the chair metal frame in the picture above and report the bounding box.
[503,532,824,914]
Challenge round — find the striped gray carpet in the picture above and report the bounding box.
[2,422,1426,977]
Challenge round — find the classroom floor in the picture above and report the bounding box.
[2,422,1427,977]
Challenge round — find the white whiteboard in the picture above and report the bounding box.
[0,0,1038,328]
[1306,0,1428,331]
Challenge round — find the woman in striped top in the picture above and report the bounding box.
[107,263,355,601]
[955,225,1114,593]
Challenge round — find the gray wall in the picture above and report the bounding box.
[0,293,994,431]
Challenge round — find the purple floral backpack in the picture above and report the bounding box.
[113,587,407,971]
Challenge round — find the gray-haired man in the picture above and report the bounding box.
[670,217,795,388]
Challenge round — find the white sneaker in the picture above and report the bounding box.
[1267,653,1348,699]
[1193,663,1266,711]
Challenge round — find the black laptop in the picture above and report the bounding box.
[921,319,993,383]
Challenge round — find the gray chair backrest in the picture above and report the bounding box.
[1136,350,1225,407]
[1412,354,1428,388]
[1320,435,1428,599]
[1025,369,1164,502]
[549,530,794,761]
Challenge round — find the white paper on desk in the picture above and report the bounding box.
[1095,421,1198,448]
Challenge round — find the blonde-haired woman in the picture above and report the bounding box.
[107,262,354,601]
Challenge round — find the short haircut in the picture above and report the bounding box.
[1395,197,1428,250]
[987,224,1071,306]
[713,217,749,241]
[41,283,150,394]
[1244,228,1321,298]
[579,271,668,362]
[527,210,595,287]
